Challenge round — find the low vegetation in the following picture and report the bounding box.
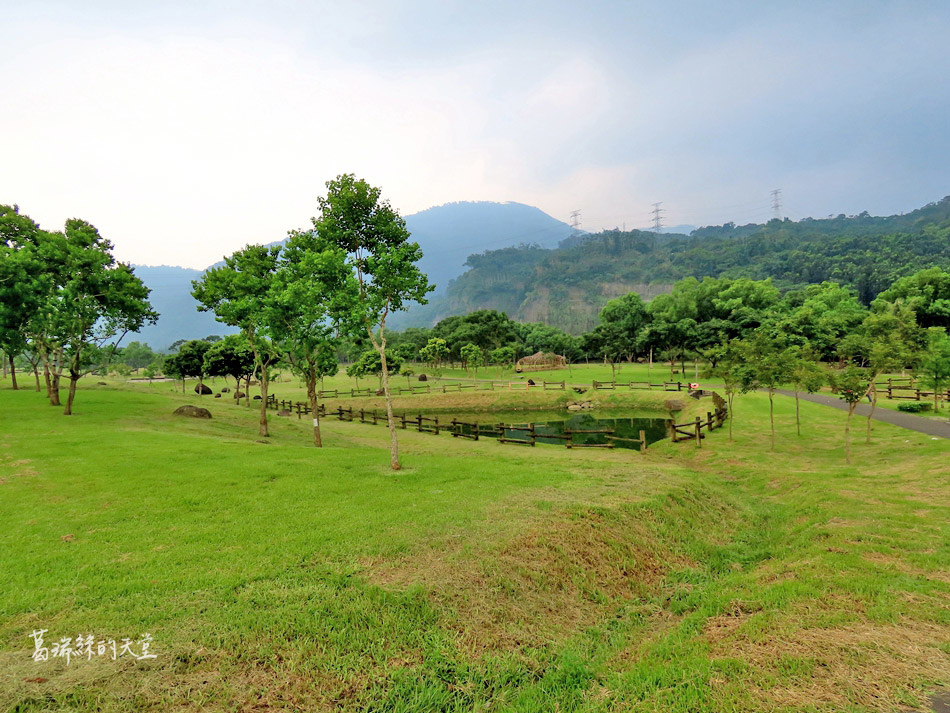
[1,372,947,712]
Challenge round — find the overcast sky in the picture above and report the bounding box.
[2,0,949,269]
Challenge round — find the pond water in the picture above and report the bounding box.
[406,409,671,450]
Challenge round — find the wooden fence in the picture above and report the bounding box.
[875,378,950,402]
[670,392,729,447]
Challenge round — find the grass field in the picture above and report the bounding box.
[1,373,947,712]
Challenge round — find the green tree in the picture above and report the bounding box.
[122,341,157,370]
[459,343,484,376]
[916,328,950,412]
[192,244,281,436]
[347,349,402,389]
[736,330,796,451]
[702,341,750,442]
[872,267,950,329]
[488,345,516,373]
[312,174,433,471]
[788,345,826,437]
[266,229,353,447]
[203,334,255,402]
[419,338,449,373]
[176,340,212,394]
[830,365,871,465]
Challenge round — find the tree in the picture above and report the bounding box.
[192,244,281,437]
[162,353,187,392]
[916,328,950,412]
[176,340,212,394]
[587,293,650,380]
[788,346,826,437]
[312,174,434,470]
[266,229,353,447]
[122,341,157,370]
[459,343,484,376]
[488,345,516,373]
[347,349,402,389]
[419,337,450,373]
[872,267,950,329]
[203,334,255,402]
[830,365,870,465]
[36,219,157,414]
[735,330,796,451]
[702,341,750,442]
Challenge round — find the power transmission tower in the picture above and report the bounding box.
[651,202,664,233]
[771,189,782,220]
[569,210,581,230]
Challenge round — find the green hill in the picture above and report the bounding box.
[397,196,950,333]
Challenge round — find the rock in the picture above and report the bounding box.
[97,381,107,385]
[572,387,586,394]
[214,393,221,398]
[375,388,384,396]
[567,404,582,411]
[220,387,230,393]
[194,383,212,395]
[253,395,261,400]
[234,391,245,399]
[527,378,536,385]
[173,405,212,419]
[278,409,291,416]
[417,374,427,382]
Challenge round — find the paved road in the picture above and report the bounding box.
[774,389,950,440]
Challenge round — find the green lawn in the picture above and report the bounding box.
[1,374,947,711]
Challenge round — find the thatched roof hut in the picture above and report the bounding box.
[515,351,567,372]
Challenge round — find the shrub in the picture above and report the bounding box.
[897,402,932,413]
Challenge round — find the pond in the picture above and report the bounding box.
[408,409,671,450]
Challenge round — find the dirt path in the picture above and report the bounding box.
[775,389,950,439]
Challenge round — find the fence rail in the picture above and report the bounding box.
[670,393,729,447]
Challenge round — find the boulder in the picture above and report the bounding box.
[567,404,582,411]
[572,387,587,394]
[253,395,262,400]
[97,381,108,386]
[234,391,246,399]
[194,383,212,395]
[173,405,212,419]
[214,393,221,399]
[527,378,536,386]
[417,374,427,382]
[375,388,384,396]
[220,387,230,393]
[278,409,291,416]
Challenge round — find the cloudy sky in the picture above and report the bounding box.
[2,0,948,268]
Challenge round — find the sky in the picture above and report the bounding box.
[2,0,949,269]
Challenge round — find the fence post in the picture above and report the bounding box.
[707,411,713,430]
[695,417,702,449]
[639,429,646,454]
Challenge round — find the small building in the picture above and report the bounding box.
[515,351,567,372]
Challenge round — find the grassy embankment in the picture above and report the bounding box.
[1,372,947,712]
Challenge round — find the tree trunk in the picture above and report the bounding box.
[43,359,52,399]
[727,392,734,442]
[866,383,877,444]
[64,371,79,415]
[33,364,41,392]
[258,367,269,437]
[8,353,17,390]
[245,376,251,407]
[768,389,775,451]
[795,389,801,436]
[48,348,62,406]
[368,322,400,471]
[845,403,856,465]
[307,373,322,448]
[1,350,5,378]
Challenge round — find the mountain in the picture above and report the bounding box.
[405,201,575,294]
[398,196,950,334]
[127,201,573,350]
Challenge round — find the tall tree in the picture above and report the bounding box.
[831,365,871,465]
[787,345,827,437]
[916,328,950,412]
[192,245,280,436]
[736,330,796,451]
[266,229,354,447]
[312,174,434,471]
[203,334,255,402]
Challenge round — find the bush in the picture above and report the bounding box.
[897,402,932,413]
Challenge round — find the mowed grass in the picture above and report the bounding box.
[0,374,948,712]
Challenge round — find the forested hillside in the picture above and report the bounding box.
[401,196,950,333]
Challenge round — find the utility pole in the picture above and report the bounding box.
[569,209,581,231]
[771,189,782,220]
